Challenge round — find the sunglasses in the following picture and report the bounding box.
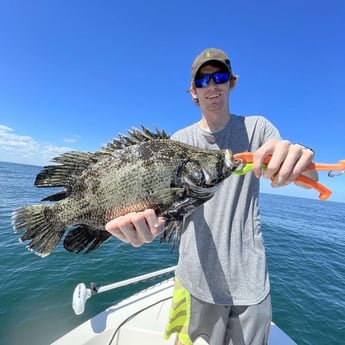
[194,72,231,88]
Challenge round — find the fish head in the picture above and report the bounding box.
[180,148,239,188]
[207,148,240,185]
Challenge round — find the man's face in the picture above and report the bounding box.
[193,64,231,112]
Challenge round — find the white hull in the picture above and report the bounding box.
[52,277,297,345]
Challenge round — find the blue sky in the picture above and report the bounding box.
[0,0,344,202]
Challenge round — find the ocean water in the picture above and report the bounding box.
[0,161,344,345]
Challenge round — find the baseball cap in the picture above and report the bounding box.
[191,48,232,81]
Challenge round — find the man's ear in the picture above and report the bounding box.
[189,84,198,101]
[230,75,239,90]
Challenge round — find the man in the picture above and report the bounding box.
[105,48,315,345]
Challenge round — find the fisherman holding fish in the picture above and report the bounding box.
[105,48,316,345]
[12,48,317,345]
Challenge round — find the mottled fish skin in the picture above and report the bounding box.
[12,126,239,257]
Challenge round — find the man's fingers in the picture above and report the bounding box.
[105,210,166,247]
[142,209,166,236]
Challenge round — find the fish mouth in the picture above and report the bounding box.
[225,150,241,170]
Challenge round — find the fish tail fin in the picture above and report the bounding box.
[63,225,112,254]
[12,205,65,257]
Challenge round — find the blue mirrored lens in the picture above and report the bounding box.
[213,72,230,83]
[194,75,211,88]
[194,72,230,88]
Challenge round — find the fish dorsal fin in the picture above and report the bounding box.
[34,125,169,193]
[35,151,97,189]
[100,125,169,153]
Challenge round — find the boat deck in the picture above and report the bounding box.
[52,278,296,345]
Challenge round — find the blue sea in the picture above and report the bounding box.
[0,161,344,345]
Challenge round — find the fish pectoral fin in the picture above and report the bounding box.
[151,188,186,209]
[63,225,112,254]
[160,220,182,248]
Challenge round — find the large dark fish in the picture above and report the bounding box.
[12,126,240,257]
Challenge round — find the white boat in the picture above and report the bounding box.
[52,266,297,345]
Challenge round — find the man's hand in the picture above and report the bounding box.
[252,139,316,187]
[105,209,166,247]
